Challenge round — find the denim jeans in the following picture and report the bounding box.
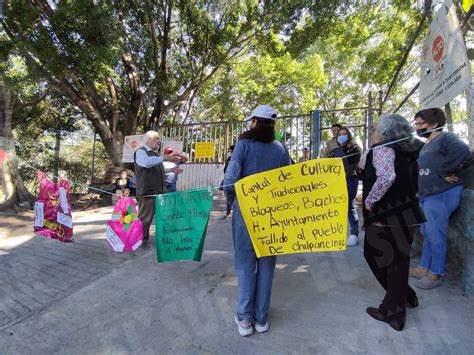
[232,205,276,324]
[166,182,177,193]
[347,175,359,236]
[419,185,463,275]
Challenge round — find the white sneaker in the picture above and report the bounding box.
[347,235,358,247]
[234,315,253,336]
[255,322,269,333]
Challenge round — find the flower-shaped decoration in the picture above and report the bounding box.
[112,204,139,232]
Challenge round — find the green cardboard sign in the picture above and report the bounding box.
[155,188,214,262]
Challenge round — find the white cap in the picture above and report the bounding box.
[244,105,277,121]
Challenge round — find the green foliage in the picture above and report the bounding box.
[4,0,467,174]
[0,0,347,166]
[302,0,427,128]
[17,132,112,194]
[189,50,327,122]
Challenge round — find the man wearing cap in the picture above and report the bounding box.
[224,105,291,336]
[163,146,188,192]
[134,131,180,249]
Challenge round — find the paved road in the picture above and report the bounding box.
[0,208,140,330]
[1,197,473,354]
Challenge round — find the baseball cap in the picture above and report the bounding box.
[164,147,174,154]
[244,105,278,121]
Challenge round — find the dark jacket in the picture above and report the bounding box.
[115,177,130,191]
[134,147,167,196]
[362,138,426,227]
[329,143,362,176]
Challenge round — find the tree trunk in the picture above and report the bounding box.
[0,80,34,210]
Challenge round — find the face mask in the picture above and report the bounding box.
[337,135,349,145]
[416,128,430,138]
[247,120,255,130]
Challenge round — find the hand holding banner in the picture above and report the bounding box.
[235,158,348,257]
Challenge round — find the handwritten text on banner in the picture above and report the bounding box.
[194,142,215,159]
[155,189,214,262]
[235,158,348,257]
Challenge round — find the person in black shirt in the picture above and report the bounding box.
[362,113,425,331]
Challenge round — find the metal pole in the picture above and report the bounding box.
[91,131,97,184]
[364,109,368,151]
[53,129,60,183]
[368,92,374,148]
[468,81,474,150]
[444,103,454,132]
[311,109,321,159]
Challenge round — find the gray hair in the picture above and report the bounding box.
[376,113,413,142]
[144,130,159,142]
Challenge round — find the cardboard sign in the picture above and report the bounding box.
[34,202,44,227]
[59,187,69,214]
[155,189,214,262]
[235,158,348,257]
[122,135,145,163]
[106,225,125,252]
[194,142,215,159]
[161,138,184,154]
[57,212,73,229]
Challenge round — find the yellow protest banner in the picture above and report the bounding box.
[194,142,215,159]
[235,158,348,257]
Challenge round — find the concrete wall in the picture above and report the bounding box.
[411,166,473,294]
[447,166,474,295]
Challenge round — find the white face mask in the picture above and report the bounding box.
[247,119,255,131]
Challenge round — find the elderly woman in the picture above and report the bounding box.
[224,105,291,337]
[363,113,425,331]
[410,108,470,289]
[329,127,362,246]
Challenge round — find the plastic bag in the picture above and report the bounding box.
[106,196,143,252]
[34,171,74,242]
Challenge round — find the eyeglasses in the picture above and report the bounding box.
[414,121,429,128]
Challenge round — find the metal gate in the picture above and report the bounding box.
[160,114,312,190]
[314,106,372,155]
[160,105,373,191]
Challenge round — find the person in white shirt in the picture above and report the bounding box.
[162,146,188,192]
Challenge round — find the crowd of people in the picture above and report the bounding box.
[221,105,470,336]
[125,105,469,336]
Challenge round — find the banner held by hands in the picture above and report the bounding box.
[235,158,348,258]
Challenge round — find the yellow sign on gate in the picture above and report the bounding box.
[235,158,348,257]
[194,142,215,159]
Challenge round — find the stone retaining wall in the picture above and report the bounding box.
[447,167,474,295]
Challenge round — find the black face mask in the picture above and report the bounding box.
[416,128,431,138]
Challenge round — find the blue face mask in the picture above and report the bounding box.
[337,135,349,145]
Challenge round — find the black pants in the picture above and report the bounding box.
[364,224,417,327]
[138,196,156,243]
[225,189,235,215]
